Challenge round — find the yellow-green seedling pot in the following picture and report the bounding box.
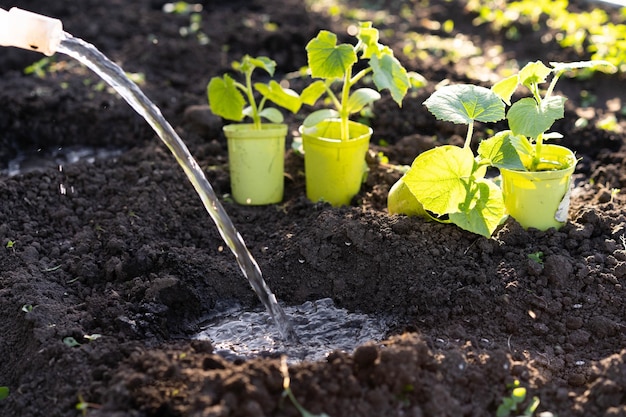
[223,123,287,205]
[300,120,372,206]
[500,144,577,231]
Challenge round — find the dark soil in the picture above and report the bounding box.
[1,0,626,416]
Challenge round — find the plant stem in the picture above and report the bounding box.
[531,132,543,171]
[464,122,474,149]
[244,68,261,128]
[340,71,352,141]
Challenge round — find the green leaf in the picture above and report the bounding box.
[346,88,381,114]
[235,55,276,77]
[387,177,430,217]
[449,179,506,238]
[507,96,566,138]
[492,74,519,106]
[302,109,340,128]
[424,84,505,125]
[300,80,328,106]
[0,386,8,401]
[550,60,617,74]
[258,107,284,123]
[478,131,531,170]
[356,22,381,59]
[255,80,302,113]
[408,71,427,88]
[207,75,245,121]
[370,54,410,106]
[306,30,358,79]
[403,146,476,215]
[519,60,552,88]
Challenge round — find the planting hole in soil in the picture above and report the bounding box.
[194,298,389,363]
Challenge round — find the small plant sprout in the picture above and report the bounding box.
[301,21,423,141]
[21,304,34,313]
[76,393,101,416]
[207,55,301,129]
[280,357,330,417]
[527,251,544,264]
[391,84,507,237]
[0,386,8,401]
[486,60,616,172]
[496,380,540,417]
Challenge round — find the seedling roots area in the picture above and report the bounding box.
[1,0,625,416]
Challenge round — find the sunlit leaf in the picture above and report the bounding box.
[346,88,381,114]
[519,60,552,87]
[478,131,531,170]
[507,96,566,138]
[424,84,505,125]
[235,55,276,77]
[403,145,476,215]
[449,179,506,238]
[255,80,301,113]
[306,30,357,79]
[492,74,519,105]
[207,75,245,121]
[300,80,328,106]
[370,54,410,106]
[258,107,284,123]
[302,109,340,128]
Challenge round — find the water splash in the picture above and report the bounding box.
[56,33,296,342]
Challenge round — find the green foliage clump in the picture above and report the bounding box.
[466,0,626,72]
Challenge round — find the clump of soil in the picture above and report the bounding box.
[1,0,625,416]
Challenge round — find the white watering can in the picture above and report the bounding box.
[0,7,63,56]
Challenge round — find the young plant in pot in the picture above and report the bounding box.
[482,59,616,231]
[298,21,424,206]
[388,60,616,235]
[387,83,509,238]
[207,55,301,205]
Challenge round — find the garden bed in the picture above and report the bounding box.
[1,0,625,416]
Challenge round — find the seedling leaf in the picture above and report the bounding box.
[423,84,505,125]
[207,75,245,121]
[302,109,340,128]
[258,107,285,124]
[370,54,410,105]
[492,74,519,105]
[449,179,506,238]
[235,55,276,77]
[347,88,381,114]
[306,30,358,79]
[519,61,552,88]
[300,80,328,106]
[255,80,302,113]
[507,96,566,138]
[403,145,475,215]
[478,131,531,170]
[0,386,8,400]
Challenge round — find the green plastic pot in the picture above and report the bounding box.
[223,123,286,205]
[500,144,577,231]
[300,120,372,206]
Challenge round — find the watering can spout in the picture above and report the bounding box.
[0,7,63,56]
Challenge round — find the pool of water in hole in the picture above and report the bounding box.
[194,298,390,363]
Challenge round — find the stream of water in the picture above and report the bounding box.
[55,33,297,342]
